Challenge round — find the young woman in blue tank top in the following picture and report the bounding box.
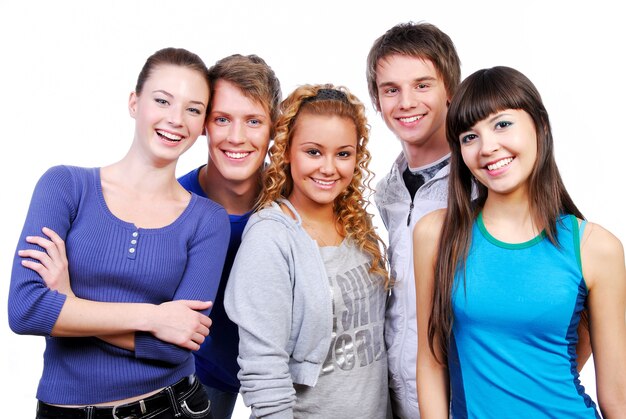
[414,66,626,418]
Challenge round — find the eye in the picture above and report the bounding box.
[460,133,477,145]
[416,83,429,89]
[384,87,399,96]
[187,107,202,115]
[337,151,352,158]
[495,120,512,129]
[306,148,321,157]
[214,116,230,125]
[248,119,262,127]
[155,98,169,106]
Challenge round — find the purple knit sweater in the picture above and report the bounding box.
[9,165,230,404]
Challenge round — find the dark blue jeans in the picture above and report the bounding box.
[36,375,213,419]
[201,385,237,419]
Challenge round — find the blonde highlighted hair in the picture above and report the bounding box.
[258,83,389,287]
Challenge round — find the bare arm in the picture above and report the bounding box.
[414,210,450,418]
[582,223,626,417]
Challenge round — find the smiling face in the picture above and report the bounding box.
[287,113,357,212]
[459,108,538,199]
[376,54,449,151]
[129,64,208,163]
[206,79,271,185]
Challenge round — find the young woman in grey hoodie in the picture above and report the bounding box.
[225,84,391,418]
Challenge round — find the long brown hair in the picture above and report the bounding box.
[429,66,584,361]
[258,83,390,286]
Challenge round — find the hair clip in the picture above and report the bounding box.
[303,88,349,104]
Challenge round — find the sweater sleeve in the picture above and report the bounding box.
[225,218,297,419]
[134,202,230,364]
[9,166,76,335]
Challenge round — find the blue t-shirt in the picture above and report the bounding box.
[179,166,251,392]
[449,213,598,418]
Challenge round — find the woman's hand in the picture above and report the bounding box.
[149,300,213,351]
[18,227,74,296]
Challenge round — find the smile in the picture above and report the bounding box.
[486,157,513,171]
[312,178,337,187]
[398,115,424,123]
[156,130,182,142]
[224,151,251,159]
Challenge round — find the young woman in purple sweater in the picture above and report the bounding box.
[9,47,230,419]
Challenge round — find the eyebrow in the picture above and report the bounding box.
[378,76,437,88]
[153,90,206,108]
[210,110,267,119]
[300,141,356,149]
[487,112,513,124]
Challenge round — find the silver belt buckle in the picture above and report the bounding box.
[112,399,146,419]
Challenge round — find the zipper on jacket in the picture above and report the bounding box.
[406,202,414,226]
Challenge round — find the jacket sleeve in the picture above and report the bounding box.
[225,219,296,419]
[9,166,75,335]
[135,203,230,364]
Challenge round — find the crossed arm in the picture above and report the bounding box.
[17,227,212,351]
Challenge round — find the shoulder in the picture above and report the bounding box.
[245,206,295,238]
[35,165,92,195]
[39,165,87,181]
[581,221,623,260]
[189,195,230,229]
[414,209,446,241]
[581,221,625,289]
[177,166,205,196]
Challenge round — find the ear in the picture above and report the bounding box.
[128,91,138,119]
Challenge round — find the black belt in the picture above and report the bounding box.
[37,375,198,419]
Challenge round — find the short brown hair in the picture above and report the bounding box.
[208,54,282,137]
[366,22,461,111]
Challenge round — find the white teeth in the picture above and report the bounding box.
[487,158,513,171]
[224,151,250,159]
[157,130,182,141]
[313,179,335,186]
[399,115,423,123]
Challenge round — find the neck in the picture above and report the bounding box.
[201,164,260,215]
[481,190,540,241]
[104,152,179,196]
[401,136,450,168]
[288,195,335,225]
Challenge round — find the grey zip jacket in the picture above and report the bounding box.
[225,200,333,419]
[375,153,449,418]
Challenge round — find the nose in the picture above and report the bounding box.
[399,89,417,110]
[480,132,500,156]
[227,121,245,145]
[319,155,336,176]
[167,105,184,127]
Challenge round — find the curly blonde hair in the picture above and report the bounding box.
[258,83,389,287]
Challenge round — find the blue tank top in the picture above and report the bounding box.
[449,213,599,418]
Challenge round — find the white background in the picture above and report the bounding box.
[1,1,624,417]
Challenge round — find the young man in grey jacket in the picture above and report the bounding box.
[366,22,461,418]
